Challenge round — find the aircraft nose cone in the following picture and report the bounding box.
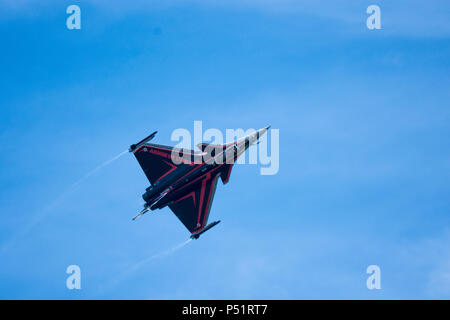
[247,125,270,146]
[256,125,270,138]
[237,125,271,149]
[234,125,271,157]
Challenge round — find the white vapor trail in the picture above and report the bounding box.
[39,149,129,213]
[68,150,128,191]
[129,238,193,273]
[0,149,129,252]
[97,238,193,294]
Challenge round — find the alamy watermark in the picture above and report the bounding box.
[66,5,81,30]
[168,121,279,175]
[366,5,381,30]
[66,264,81,290]
[66,5,381,31]
[366,265,381,290]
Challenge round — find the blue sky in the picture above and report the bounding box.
[0,1,449,299]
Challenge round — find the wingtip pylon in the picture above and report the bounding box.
[129,131,158,152]
[190,220,221,239]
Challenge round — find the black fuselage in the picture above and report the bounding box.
[129,125,270,236]
[142,145,237,210]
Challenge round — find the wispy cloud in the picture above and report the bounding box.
[422,231,450,297]
[397,229,450,298]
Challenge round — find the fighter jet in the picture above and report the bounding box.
[129,126,270,239]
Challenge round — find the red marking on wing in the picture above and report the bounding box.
[196,175,209,227]
[200,176,216,230]
[155,160,178,182]
[135,145,205,165]
[134,145,172,155]
[174,191,196,206]
[171,164,202,186]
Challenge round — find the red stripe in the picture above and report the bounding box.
[135,145,205,163]
[136,145,204,185]
[155,160,178,182]
[172,163,225,199]
[200,175,217,230]
[196,174,209,227]
[173,191,196,206]
[134,145,173,154]
[171,164,203,186]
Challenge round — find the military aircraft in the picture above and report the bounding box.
[129,126,270,239]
